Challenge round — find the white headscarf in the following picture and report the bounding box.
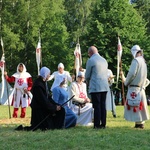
[131,45,142,58]
[12,63,31,78]
[77,71,85,77]
[40,67,50,80]
[17,63,26,73]
[58,63,64,69]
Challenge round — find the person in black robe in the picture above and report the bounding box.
[15,67,65,131]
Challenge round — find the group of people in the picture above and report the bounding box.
[85,45,149,129]
[4,44,149,131]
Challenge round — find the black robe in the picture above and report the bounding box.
[15,76,65,131]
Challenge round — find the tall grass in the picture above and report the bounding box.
[0,105,150,150]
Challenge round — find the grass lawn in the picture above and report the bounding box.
[0,105,150,150]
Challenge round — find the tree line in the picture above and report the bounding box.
[0,0,150,94]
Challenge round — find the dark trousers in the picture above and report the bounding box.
[91,92,107,127]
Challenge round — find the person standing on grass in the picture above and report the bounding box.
[85,46,109,129]
[4,63,33,118]
[120,45,149,129]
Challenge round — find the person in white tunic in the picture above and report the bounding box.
[106,69,116,117]
[48,63,72,91]
[69,71,93,126]
[4,63,33,118]
[121,45,149,129]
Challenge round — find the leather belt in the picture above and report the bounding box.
[129,85,140,87]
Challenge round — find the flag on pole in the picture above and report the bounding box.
[36,37,41,75]
[0,37,11,117]
[74,43,82,80]
[0,37,5,103]
[1,37,4,48]
[116,37,123,87]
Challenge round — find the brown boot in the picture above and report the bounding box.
[20,107,26,118]
[13,108,18,118]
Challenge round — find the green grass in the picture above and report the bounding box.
[0,105,150,150]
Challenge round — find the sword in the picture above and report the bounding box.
[61,95,75,107]
[20,88,32,99]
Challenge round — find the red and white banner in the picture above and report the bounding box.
[116,37,122,87]
[74,43,82,80]
[36,37,41,75]
[0,37,5,101]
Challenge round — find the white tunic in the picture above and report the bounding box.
[12,67,32,108]
[124,56,149,122]
[49,71,72,91]
[69,82,93,126]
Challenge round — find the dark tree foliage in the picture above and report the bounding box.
[0,0,149,97]
[132,0,150,94]
[84,0,148,75]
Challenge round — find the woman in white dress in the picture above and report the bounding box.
[48,63,72,91]
[69,71,93,126]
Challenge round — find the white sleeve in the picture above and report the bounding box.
[144,78,150,88]
[124,59,138,86]
[48,73,55,81]
[66,71,72,82]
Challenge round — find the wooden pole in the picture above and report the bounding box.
[120,60,126,105]
[5,78,11,119]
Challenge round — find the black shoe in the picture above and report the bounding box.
[134,124,144,129]
[94,125,106,129]
[15,125,24,131]
[99,125,106,129]
[93,126,100,129]
[139,124,144,129]
[134,124,140,128]
[113,114,116,118]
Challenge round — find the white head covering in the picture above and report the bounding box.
[131,45,142,58]
[58,63,64,69]
[40,67,50,80]
[78,71,85,77]
[13,63,31,78]
[17,63,26,73]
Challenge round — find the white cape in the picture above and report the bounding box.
[0,79,14,105]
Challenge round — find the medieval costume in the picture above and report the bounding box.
[121,45,149,129]
[105,69,116,117]
[48,63,72,91]
[15,67,65,131]
[52,81,77,128]
[69,71,93,126]
[5,63,33,118]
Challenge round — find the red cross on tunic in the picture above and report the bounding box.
[0,61,4,68]
[36,48,41,53]
[17,78,24,86]
[75,52,80,58]
[118,45,122,51]
[130,92,137,99]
